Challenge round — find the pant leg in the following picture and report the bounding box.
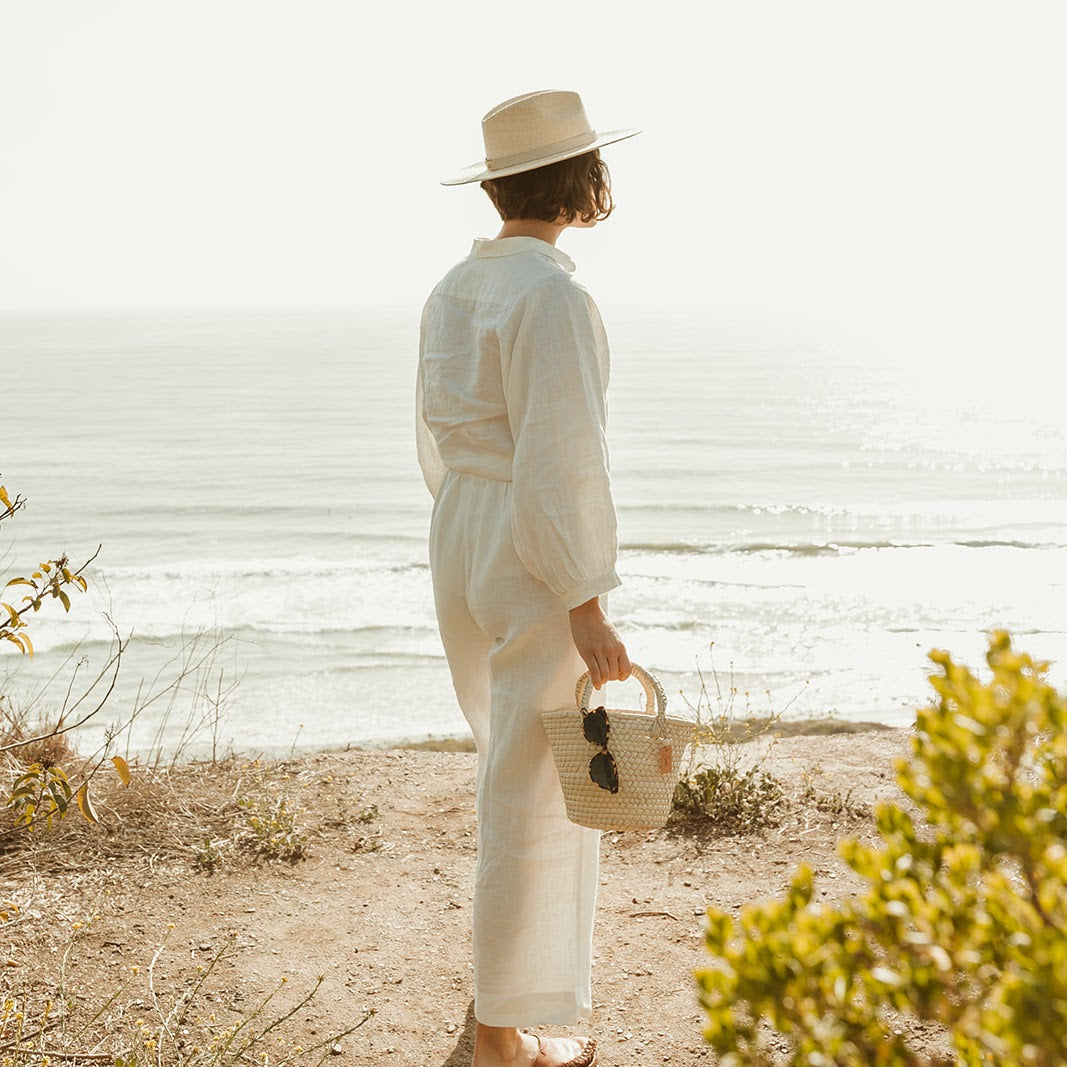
[429,477,493,765]
[433,582,492,764]
[431,472,601,1028]
[474,603,601,1026]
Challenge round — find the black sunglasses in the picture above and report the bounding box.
[582,705,619,794]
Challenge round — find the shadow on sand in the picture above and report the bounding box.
[440,1000,476,1066]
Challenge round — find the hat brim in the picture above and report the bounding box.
[440,127,640,186]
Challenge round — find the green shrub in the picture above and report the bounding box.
[673,764,787,834]
[670,644,790,833]
[238,794,309,862]
[1,479,117,838]
[697,630,1067,1066]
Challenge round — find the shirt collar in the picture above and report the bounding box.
[471,236,575,274]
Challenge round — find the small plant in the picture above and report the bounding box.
[8,761,72,830]
[323,799,383,852]
[673,764,787,833]
[798,771,871,820]
[696,630,1067,1066]
[0,479,129,835]
[238,794,309,862]
[193,835,225,873]
[679,645,788,772]
[670,645,791,833]
[323,796,379,829]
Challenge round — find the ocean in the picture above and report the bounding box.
[2,307,1064,759]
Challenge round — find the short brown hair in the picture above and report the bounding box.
[481,150,614,224]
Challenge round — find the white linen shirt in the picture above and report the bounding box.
[417,236,621,610]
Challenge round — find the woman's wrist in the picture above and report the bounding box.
[569,596,604,619]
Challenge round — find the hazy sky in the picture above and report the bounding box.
[2,1,1065,365]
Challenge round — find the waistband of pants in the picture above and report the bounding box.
[442,466,512,485]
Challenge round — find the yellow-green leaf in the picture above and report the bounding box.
[75,783,98,824]
[49,786,69,816]
[112,756,131,787]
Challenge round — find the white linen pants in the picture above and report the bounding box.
[429,470,601,1027]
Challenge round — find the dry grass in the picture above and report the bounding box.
[0,747,382,879]
[0,746,384,1066]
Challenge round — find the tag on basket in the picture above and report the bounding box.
[658,740,673,774]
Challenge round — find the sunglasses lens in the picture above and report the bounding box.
[582,706,609,747]
[589,751,619,794]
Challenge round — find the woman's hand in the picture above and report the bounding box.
[569,597,631,690]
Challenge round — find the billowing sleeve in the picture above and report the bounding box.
[502,277,621,610]
[415,361,446,498]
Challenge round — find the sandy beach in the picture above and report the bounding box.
[0,724,935,1066]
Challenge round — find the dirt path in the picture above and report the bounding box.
[3,728,912,1066]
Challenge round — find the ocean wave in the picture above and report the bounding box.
[620,502,828,515]
[94,558,429,582]
[955,539,1059,550]
[621,537,1062,557]
[621,539,903,556]
[623,617,715,633]
[90,502,428,523]
[2,620,441,659]
[238,621,438,639]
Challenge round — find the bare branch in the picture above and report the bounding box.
[0,638,126,755]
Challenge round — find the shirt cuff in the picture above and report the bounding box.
[561,570,622,611]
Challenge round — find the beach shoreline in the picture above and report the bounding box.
[105,714,900,766]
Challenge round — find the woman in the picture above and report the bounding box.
[417,90,637,1067]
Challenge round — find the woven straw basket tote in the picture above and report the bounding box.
[542,664,695,832]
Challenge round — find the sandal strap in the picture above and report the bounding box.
[562,1038,597,1067]
[537,1036,597,1067]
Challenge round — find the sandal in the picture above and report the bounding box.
[532,1034,598,1067]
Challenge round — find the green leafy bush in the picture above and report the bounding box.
[1,480,117,838]
[670,644,790,833]
[673,764,787,834]
[1,483,91,657]
[697,630,1067,1066]
[239,793,309,862]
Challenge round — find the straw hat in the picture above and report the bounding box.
[442,89,639,186]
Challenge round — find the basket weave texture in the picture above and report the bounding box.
[542,665,695,832]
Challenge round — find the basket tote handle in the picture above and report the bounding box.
[574,663,669,737]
